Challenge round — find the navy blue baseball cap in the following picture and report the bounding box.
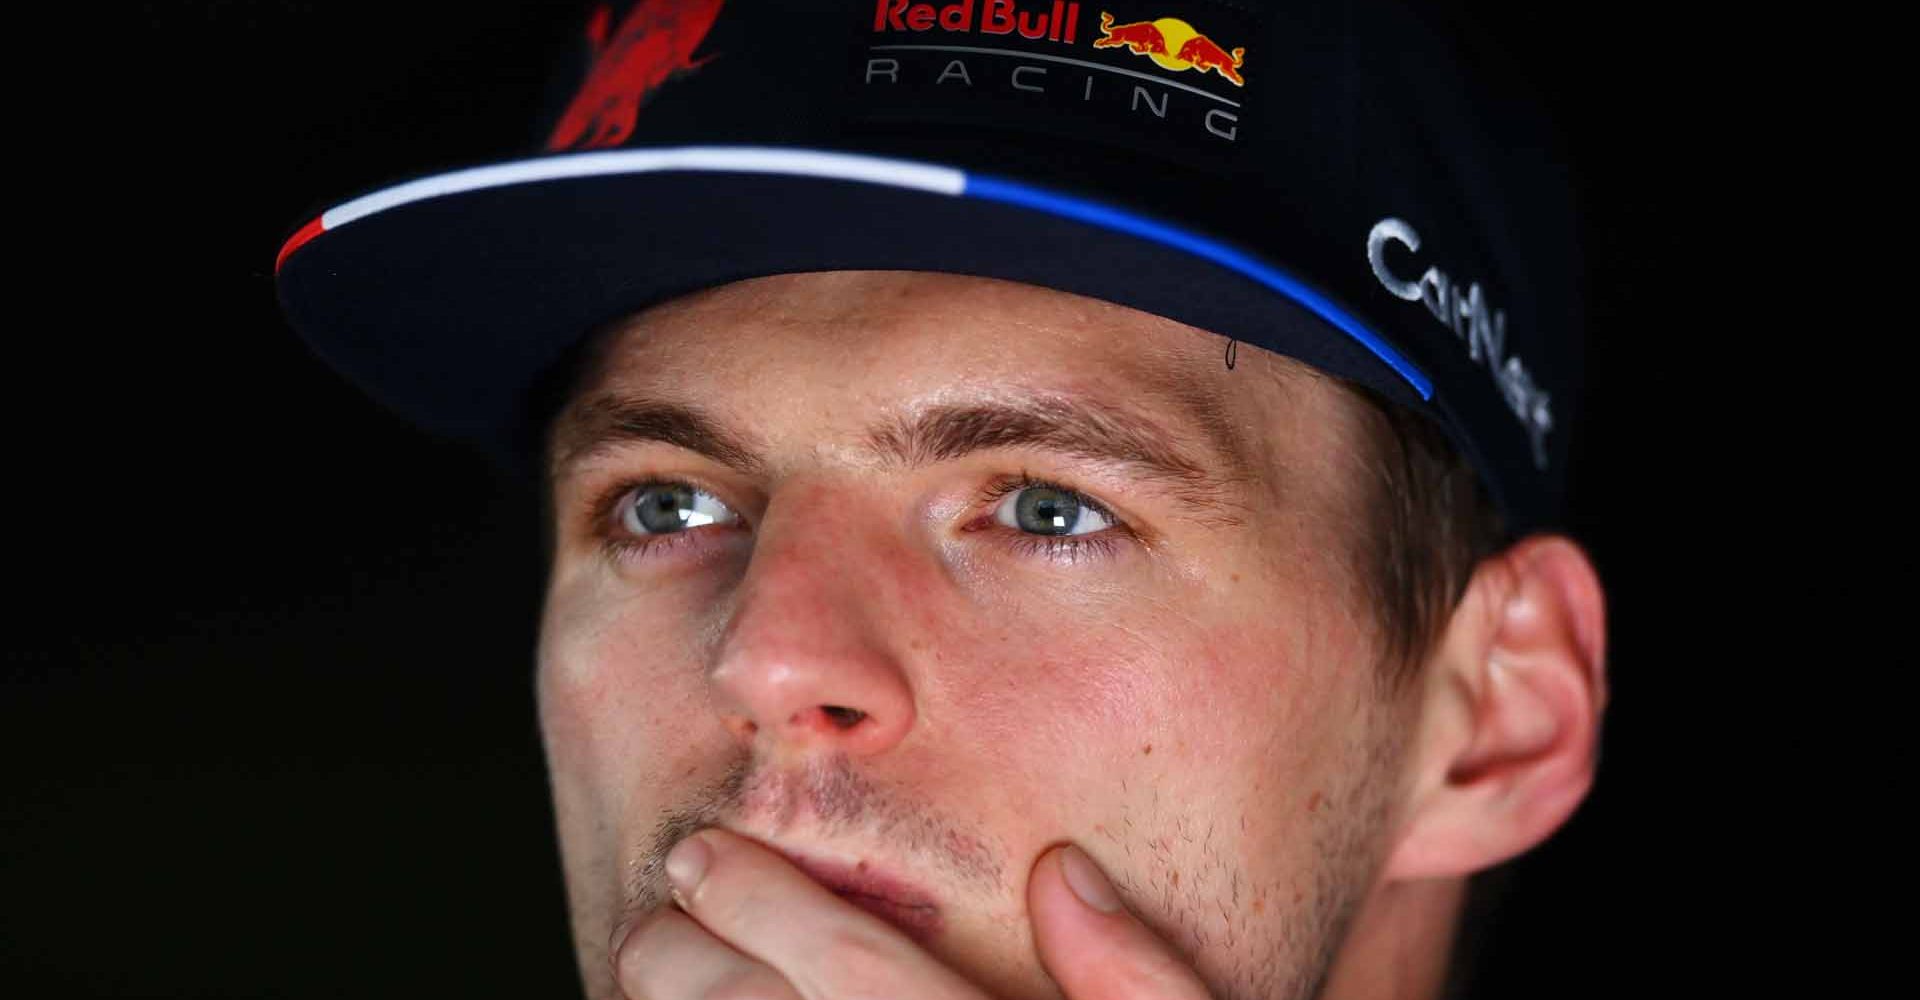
[274,0,1583,534]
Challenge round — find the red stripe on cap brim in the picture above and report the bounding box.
[275,216,326,274]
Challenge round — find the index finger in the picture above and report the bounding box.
[665,827,981,999]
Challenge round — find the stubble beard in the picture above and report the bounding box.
[1103,697,1406,1000]
[585,696,1404,1000]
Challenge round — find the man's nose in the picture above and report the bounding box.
[705,486,918,758]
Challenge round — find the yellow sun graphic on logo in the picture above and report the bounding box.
[1145,18,1201,70]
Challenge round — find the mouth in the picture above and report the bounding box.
[771,846,946,945]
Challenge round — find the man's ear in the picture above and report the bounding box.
[1380,533,1610,880]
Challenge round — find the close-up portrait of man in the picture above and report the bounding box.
[273,0,1609,995]
[17,0,1742,997]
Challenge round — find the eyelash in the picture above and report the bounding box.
[585,471,1132,568]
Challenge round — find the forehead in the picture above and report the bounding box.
[584,270,1229,384]
[549,270,1349,486]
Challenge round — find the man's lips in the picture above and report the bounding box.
[772,846,946,945]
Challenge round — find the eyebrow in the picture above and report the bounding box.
[549,387,1258,521]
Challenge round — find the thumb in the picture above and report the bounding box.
[1028,844,1214,999]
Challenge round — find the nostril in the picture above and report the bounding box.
[820,705,867,729]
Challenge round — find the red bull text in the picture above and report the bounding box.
[874,0,1083,44]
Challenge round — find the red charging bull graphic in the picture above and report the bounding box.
[546,0,727,152]
[1092,10,1245,86]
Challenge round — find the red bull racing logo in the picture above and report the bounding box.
[858,0,1257,155]
[1092,10,1245,86]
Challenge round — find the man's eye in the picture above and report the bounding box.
[616,481,740,536]
[977,474,1133,563]
[989,479,1117,537]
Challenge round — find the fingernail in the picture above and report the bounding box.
[1059,844,1122,913]
[666,834,712,896]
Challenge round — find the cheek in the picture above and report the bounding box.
[948,559,1375,838]
[535,570,727,835]
[979,582,1344,764]
[923,575,1321,821]
[924,590,1162,766]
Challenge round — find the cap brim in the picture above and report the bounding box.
[276,145,1438,467]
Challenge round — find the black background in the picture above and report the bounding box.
[9,2,1741,996]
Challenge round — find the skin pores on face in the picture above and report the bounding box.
[535,271,1420,1000]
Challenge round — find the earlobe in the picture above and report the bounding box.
[1381,534,1609,882]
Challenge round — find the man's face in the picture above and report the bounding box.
[536,270,1421,1000]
